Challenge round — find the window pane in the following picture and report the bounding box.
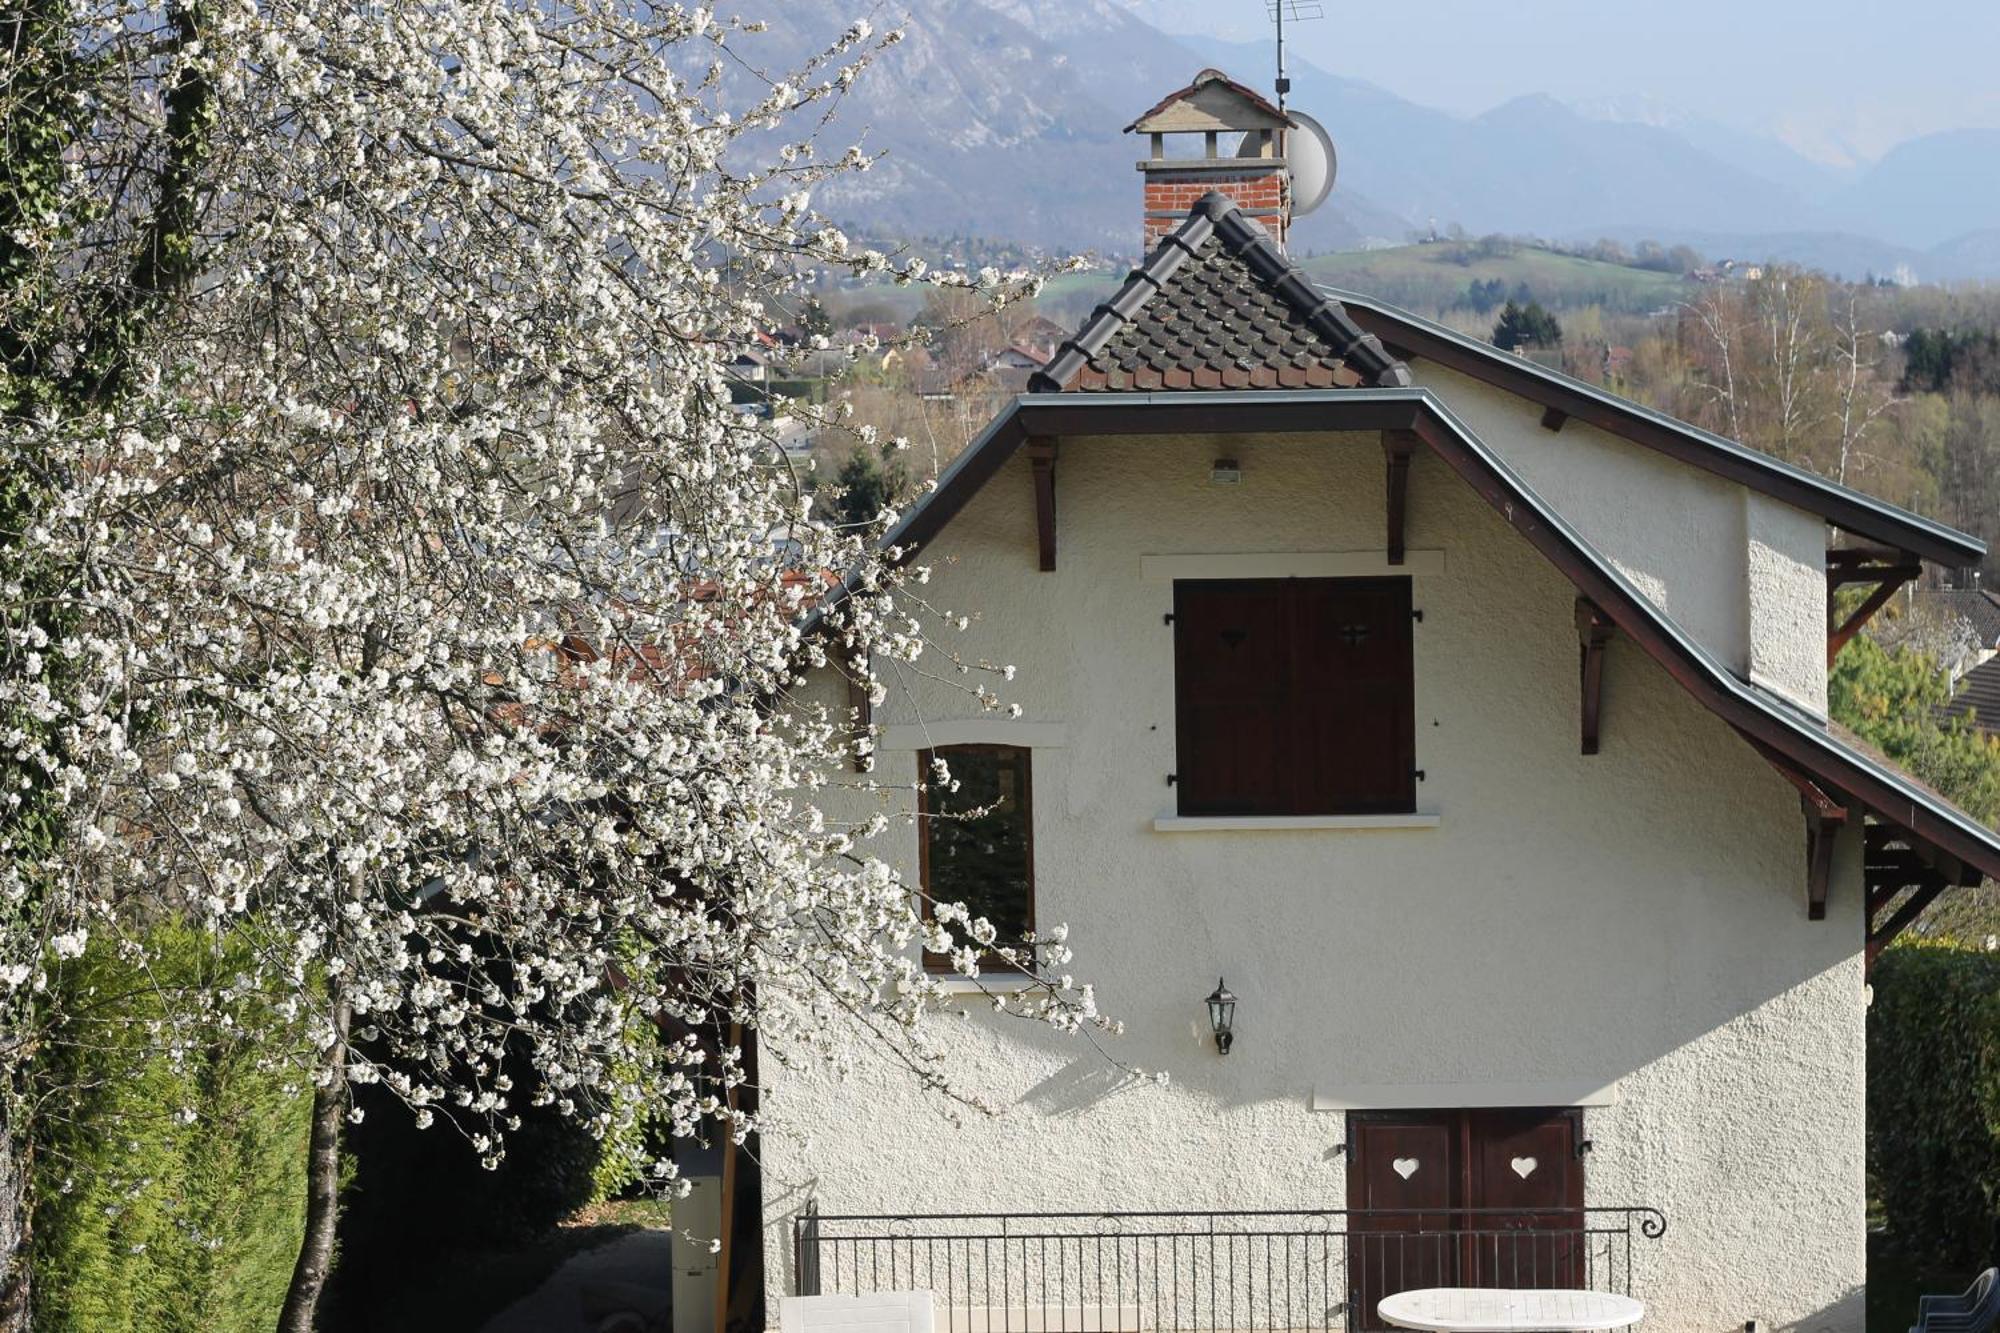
[924,746,1033,960]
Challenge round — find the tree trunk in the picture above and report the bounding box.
[0,1095,29,1333]
[276,995,349,1333]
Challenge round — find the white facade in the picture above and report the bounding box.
[757,425,1868,1333]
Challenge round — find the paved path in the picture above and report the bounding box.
[482,1228,672,1333]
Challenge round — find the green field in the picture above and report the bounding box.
[828,240,1694,332]
[1299,243,1691,317]
[1018,242,1692,328]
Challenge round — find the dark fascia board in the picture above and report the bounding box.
[1326,287,1986,569]
[877,387,2000,883]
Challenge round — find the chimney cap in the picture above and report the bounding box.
[1126,68,1295,135]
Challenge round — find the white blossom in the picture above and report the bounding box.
[0,0,1117,1188]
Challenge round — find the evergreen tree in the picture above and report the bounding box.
[1493,300,1563,352]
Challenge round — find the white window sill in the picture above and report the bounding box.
[1152,812,1441,832]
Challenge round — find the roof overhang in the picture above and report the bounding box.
[1327,289,1985,568]
[878,388,2000,885]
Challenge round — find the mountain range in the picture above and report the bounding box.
[754,1,2000,280]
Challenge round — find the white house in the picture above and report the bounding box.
[714,73,2000,1333]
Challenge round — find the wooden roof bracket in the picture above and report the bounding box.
[1540,406,1568,433]
[1384,430,1417,565]
[1867,875,1946,972]
[1744,734,1850,919]
[1804,808,1842,920]
[1576,598,1615,755]
[1826,547,1922,665]
[1863,818,1984,972]
[1027,438,1057,572]
[846,656,875,773]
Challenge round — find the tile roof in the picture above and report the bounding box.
[1124,68,1294,133]
[1031,192,1412,394]
[1944,654,2000,733]
[1915,588,2000,647]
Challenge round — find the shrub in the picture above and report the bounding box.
[1867,938,2000,1269]
[31,925,312,1333]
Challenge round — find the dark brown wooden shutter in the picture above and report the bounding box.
[1174,577,1413,816]
[1293,577,1414,814]
[1173,579,1293,816]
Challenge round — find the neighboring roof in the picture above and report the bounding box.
[1032,193,1411,393]
[1328,289,1985,568]
[1945,655,2000,733]
[1124,69,1293,134]
[1916,587,2000,647]
[872,387,2000,885]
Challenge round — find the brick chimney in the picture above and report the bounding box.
[1127,69,1295,252]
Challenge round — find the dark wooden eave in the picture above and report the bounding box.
[1384,431,1416,566]
[846,658,873,773]
[1575,599,1614,756]
[1747,737,1850,919]
[1027,438,1057,572]
[867,387,2000,894]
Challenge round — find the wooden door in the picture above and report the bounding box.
[1347,1115,1459,1331]
[1347,1110,1584,1329]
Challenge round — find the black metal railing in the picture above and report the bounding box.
[793,1206,1666,1333]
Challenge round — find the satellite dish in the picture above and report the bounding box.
[1286,110,1337,217]
[1231,110,1336,218]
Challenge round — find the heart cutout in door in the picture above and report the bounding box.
[1510,1156,1538,1179]
[1392,1157,1419,1180]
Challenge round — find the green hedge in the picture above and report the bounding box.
[1867,938,2000,1269]
[31,925,312,1333]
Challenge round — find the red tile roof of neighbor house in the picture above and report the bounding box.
[1916,588,2000,648]
[1945,655,2000,734]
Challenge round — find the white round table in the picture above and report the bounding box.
[1378,1288,1646,1333]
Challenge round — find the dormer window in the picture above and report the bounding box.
[1172,577,1414,816]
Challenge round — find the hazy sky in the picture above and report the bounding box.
[1126,0,2000,163]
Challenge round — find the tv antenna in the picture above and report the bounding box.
[1266,1,1323,111]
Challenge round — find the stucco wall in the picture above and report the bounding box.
[1408,364,1830,715]
[758,431,1865,1333]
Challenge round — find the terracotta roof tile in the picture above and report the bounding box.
[1031,193,1410,395]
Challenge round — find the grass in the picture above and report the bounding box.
[1297,244,1689,317]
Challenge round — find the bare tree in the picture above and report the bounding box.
[1832,294,1896,487]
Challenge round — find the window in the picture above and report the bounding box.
[1173,577,1413,816]
[918,744,1035,970]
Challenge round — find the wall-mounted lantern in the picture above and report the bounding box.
[1206,977,1237,1055]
